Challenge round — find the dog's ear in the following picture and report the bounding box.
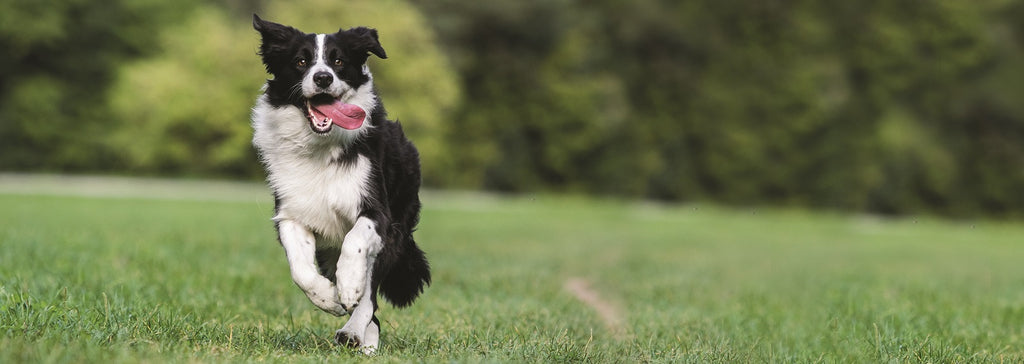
[253,14,303,42]
[346,27,387,59]
[253,14,303,62]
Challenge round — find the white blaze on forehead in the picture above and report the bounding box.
[315,34,327,66]
[303,33,343,97]
[309,34,331,77]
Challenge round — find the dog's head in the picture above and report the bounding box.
[253,14,387,134]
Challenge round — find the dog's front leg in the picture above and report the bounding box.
[334,216,383,353]
[336,216,382,310]
[335,275,379,354]
[277,220,346,316]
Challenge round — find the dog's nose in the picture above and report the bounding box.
[313,72,333,88]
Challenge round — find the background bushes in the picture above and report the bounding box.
[2,0,1023,217]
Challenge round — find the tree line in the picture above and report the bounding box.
[3,0,1023,217]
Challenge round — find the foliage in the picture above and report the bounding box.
[0,0,196,171]
[412,0,1024,217]
[3,0,1024,216]
[107,5,265,177]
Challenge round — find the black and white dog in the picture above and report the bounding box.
[250,15,430,354]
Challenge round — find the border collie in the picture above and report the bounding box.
[250,14,430,354]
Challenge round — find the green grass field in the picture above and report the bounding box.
[2,175,1023,363]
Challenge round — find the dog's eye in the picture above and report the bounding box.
[296,59,307,67]
[333,58,343,67]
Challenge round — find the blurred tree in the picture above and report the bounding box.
[4,0,1024,217]
[412,0,1024,217]
[0,0,197,171]
[819,0,1006,215]
[411,1,572,190]
[106,4,265,177]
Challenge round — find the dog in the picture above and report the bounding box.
[250,14,430,354]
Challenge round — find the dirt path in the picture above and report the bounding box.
[564,277,627,339]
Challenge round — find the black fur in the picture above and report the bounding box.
[253,15,385,112]
[253,14,430,309]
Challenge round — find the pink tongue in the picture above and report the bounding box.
[311,102,366,130]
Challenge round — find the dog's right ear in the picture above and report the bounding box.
[253,14,303,72]
[252,13,266,31]
[253,14,302,43]
[252,14,303,73]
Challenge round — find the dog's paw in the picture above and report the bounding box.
[336,256,366,310]
[314,298,348,317]
[335,329,377,355]
[303,280,347,316]
[336,274,365,311]
[335,328,362,348]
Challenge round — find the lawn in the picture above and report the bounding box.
[1,175,1023,362]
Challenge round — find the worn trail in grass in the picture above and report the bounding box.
[1,176,1023,362]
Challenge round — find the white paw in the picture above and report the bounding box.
[312,296,347,317]
[362,345,377,356]
[336,255,366,310]
[305,280,347,316]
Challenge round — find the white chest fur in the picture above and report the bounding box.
[252,94,371,246]
[267,153,370,245]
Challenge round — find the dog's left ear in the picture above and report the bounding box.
[347,27,387,59]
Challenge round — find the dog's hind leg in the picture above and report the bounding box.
[277,220,346,316]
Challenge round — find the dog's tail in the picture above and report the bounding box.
[379,241,431,308]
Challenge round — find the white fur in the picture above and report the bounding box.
[277,220,346,316]
[301,33,378,111]
[337,217,382,307]
[336,238,381,354]
[251,34,382,229]
[252,34,388,353]
[361,320,380,355]
[252,102,371,239]
[303,34,345,98]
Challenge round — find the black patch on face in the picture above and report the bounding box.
[324,28,387,91]
[253,15,387,109]
[252,16,309,106]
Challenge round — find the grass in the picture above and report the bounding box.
[2,175,1024,362]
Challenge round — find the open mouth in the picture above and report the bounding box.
[304,94,367,133]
